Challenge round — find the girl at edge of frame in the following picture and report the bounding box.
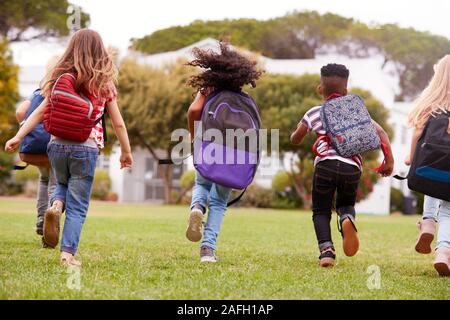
[406,54,450,276]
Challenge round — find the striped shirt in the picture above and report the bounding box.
[301,105,363,170]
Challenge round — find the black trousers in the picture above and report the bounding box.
[311,159,361,250]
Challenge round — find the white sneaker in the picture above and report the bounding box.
[200,246,218,263]
[186,207,204,242]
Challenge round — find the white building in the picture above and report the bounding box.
[12,38,413,212]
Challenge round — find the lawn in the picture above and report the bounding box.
[0,198,448,300]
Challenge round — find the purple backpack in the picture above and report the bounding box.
[193,90,262,190]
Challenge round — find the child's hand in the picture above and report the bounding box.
[380,159,394,177]
[404,156,411,166]
[4,136,21,153]
[120,152,133,169]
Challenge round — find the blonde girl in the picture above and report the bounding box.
[406,55,450,276]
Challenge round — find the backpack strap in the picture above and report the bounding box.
[227,188,246,207]
[312,135,331,158]
[13,164,29,170]
[370,142,389,173]
[158,153,192,165]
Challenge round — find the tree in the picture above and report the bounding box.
[118,58,196,203]
[0,39,19,192]
[0,0,90,41]
[131,10,450,100]
[252,73,393,208]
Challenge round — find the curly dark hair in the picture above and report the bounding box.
[187,41,263,94]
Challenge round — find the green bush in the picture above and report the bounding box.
[0,153,16,195]
[236,184,273,208]
[413,191,425,215]
[15,165,40,184]
[272,171,293,192]
[390,187,404,213]
[180,170,195,189]
[271,196,299,210]
[92,170,111,200]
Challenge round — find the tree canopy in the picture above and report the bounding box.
[0,0,90,41]
[131,10,450,101]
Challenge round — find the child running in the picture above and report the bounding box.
[185,42,263,263]
[290,63,394,267]
[5,29,133,267]
[14,56,59,236]
[406,55,450,276]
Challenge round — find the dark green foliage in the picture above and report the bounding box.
[131,11,450,100]
[0,0,90,41]
[390,187,405,213]
[0,39,18,191]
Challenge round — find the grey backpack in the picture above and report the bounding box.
[318,94,380,158]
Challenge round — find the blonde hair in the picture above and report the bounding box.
[39,55,60,88]
[408,55,450,128]
[42,29,117,99]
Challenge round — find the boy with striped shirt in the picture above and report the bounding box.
[291,64,394,267]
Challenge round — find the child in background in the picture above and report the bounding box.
[186,42,263,263]
[406,55,450,276]
[15,56,59,236]
[5,29,133,267]
[291,64,394,267]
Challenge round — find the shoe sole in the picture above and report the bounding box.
[186,210,203,242]
[319,257,335,267]
[61,259,82,268]
[41,237,53,249]
[342,219,359,257]
[415,232,434,254]
[200,257,218,263]
[43,208,60,248]
[434,262,450,276]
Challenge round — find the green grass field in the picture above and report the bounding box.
[0,198,448,300]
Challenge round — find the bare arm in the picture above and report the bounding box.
[107,99,133,168]
[187,92,206,142]
[16,100,31,123]
[405,127,424,166]
[373,120,394,176]
[5,98,48,153]
[290,122,309,145]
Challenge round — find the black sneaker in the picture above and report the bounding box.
[36,217,44,235]
[319,247,336,267]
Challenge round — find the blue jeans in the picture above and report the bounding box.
[424,196,450,249]
[437,201,450,249]
[423,195,439,221]
[190,172,232,250]
[36,166,57,228]
[47,143,98,254]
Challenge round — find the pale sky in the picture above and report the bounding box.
[71,0,450,52]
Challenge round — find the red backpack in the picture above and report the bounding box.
[43,73,102,142]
